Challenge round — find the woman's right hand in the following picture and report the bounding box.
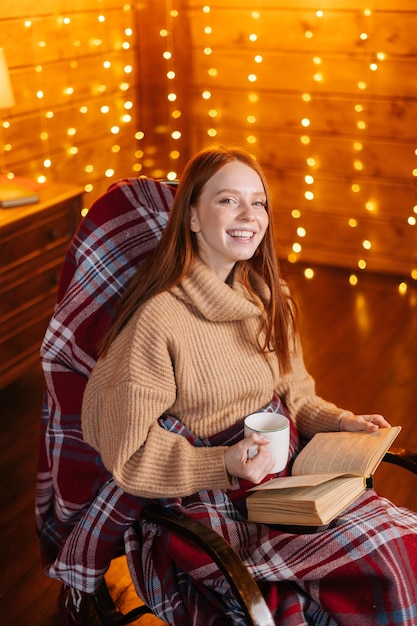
[224,433,275,484]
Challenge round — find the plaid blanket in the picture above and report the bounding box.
[36,178,175,572]
[128,413,417,626]
[36,177,417,625]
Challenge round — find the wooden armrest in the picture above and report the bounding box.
[140,503,274,626]
[383,446,417,475]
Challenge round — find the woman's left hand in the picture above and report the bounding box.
[339,413,391,432]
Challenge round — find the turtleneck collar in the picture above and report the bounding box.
[170,257,261,322]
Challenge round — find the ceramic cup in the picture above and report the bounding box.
[243,412,290,473]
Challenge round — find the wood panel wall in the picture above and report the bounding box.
[1,0,417,279]
[182,0,417,278]
[0,0,142,208]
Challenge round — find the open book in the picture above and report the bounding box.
[246,426,401,526]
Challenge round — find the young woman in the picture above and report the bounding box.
[81,147,417,625]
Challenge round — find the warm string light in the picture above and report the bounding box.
[283,6,415,294]
[193,3,415,295]
[288,11,325,266]
[200,6,264,147]
[200,4,218,141]
[349,9,417,290]
[199,5,264,146]
[410,151,417,277]
[2,4,138,207]
[166,4,182,181]
[27,18,52,184]
[350,8,373,279]
[348,8,412,284]
[155,1,183,181]
[2,4,415,296]
[245,10,263,148]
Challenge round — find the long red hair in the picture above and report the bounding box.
[101,146,296,372]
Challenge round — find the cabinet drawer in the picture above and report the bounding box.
[0,254,64,324]
[0,184,82,388]
[0,200,75,277]
[0,295,57,383]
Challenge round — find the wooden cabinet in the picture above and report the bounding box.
[0,183,83,389]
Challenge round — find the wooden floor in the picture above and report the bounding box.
[1,263,417,625]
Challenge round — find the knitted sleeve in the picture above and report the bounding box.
[81,301,233,499]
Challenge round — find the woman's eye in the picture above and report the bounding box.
[218,197,266,208]
[220,197,236,205]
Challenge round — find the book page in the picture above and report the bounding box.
[292,427,401,477]
[249,472,347,491]
[247,476,366,525]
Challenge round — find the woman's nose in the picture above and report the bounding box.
[239,202,256,220]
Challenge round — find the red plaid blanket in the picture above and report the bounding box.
[36,177,175,572]
[36,178,417,625]
[126,412,417,626]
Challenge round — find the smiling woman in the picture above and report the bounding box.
[189,160,269,281]
[99,146,291,368]
[37,146,417,626]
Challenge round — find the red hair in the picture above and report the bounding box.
[101,146,295,372]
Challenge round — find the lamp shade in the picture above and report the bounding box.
[0,48,15,109]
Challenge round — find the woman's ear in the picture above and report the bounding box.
[189,206,200,232]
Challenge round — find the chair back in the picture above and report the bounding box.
[36,178,176,558]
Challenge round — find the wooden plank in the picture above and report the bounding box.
[191,126,416,205]
[3,87,138,166]
[5,48,138,116]
[274,208,417,276]
[190,49,417,98]
[189,119,416,184]
[191,90,417,141]
[274,210,416,256]
[264,169,416,219]
[7,131,139,197]
[188,6,417,56]
[1,10,138,68]
[0,0,129,19]
[187,0,417,12]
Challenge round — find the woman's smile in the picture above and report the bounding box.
[227,229,257,241]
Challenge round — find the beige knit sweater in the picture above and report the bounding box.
[82,258,346,499]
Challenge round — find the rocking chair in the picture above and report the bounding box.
[37,177,417,626]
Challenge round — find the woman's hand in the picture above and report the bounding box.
[224,433,275,484]
[339,413,391,432]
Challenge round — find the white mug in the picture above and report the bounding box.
[244,412,290,473]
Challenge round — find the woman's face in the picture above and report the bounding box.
[190,160,269,281]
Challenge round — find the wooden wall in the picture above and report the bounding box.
[1,1,417,280]
[182,0,417,279]
[0,0,143,208]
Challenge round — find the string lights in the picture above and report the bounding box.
[160,2,183,181]
[2,3,138,216]
[200,4,217,141]
[245,11,263,149]
[1,2,415,296]
[247,5,415,296]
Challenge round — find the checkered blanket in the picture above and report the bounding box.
[126,412,417,626]
[36,177,175,573]
[36,177,417,625]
